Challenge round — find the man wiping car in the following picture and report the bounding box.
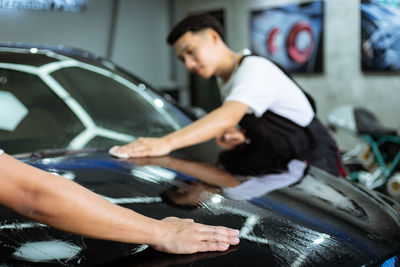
[112,14,343,176]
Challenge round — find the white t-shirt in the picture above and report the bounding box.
[217,55,314,127]
[0,149,3,155]
[223,159,307,200]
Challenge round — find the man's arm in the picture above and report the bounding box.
[115,101,248,158]
[130,156,241,188]
[0,153,239,254]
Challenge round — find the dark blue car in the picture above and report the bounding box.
[0,44,399,266]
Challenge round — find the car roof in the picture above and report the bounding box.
[0,42,98,61]
[0,42,156,89]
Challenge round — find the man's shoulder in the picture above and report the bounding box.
[241,55,278,70]
[237,55,285,80]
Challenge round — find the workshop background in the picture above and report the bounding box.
[0,0,399,150]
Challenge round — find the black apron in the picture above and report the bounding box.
[218,56,341,176]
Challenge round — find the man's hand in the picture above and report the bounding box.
[112,137,172,158]
[109,101,249,158]
[152,217,240,254]
[216,128,246,150]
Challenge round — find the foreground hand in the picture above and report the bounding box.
[152,217,240,254]
[216,128,246,150]
[112,137,172,158]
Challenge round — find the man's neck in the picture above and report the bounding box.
[217,50,241,83]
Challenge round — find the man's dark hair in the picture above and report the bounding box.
[167,14,224,45]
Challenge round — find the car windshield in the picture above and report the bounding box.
[0,49,191,154]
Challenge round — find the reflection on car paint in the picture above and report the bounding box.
[138,154,400,265]
[223,159,306,200]
[0,222,46,231]
[293,175,368,219]
[0,91,28,131]
[1,152,400,265]
[50,170,76,180]
[99,195,162,205]
[12,240,82,263]
[381,255,399,266]
[130,166,178,184]
[200,190,360,267]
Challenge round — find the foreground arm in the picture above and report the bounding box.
[115,101,248,158]
[0,153,239,254]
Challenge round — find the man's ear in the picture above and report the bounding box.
[208,28,221,44]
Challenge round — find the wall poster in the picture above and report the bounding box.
[250,1,324,74]
[361,0,400,72]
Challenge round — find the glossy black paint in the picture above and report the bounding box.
[0,149,399,266]
[1,43,399,266]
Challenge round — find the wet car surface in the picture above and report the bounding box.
[0,44,400,266]
[1,148,399,266]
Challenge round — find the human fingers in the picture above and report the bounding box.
[189,225,241,253]
[127,146,169,158]
[154,218,240,254]
[195,231,240,246]
[110,143,148,158]
[114,138,171,158]
[224,131,245,143]
[113,140,142,154]
[196,225,240,241]
[110,143,151,159]
[109,140,147,157]
[216,135,229,148]
[196,222,239,235]
[216,130,242,148]
[193,241,231,253]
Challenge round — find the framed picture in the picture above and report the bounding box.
[361,0,400,72]
[250,1,323,74]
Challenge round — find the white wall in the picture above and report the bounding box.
[0,0,172,88]
[173,0,400,149]
[111,0,172,88]
[0,0,113,56]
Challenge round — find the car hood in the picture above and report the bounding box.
[1,148,400,266]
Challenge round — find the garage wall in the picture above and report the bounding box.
[173,0,400,149]
[111,0,172,88]
[0,0,172,88]
[0,0,112,56]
